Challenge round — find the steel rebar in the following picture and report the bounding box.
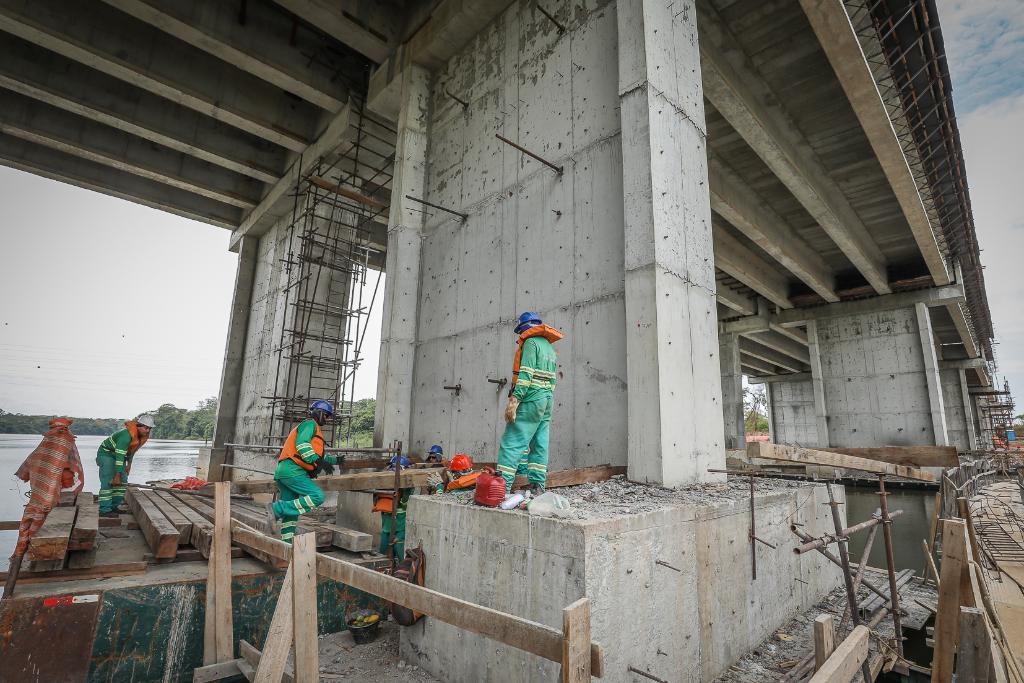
[877,475,904,656]
[826,483,873,683]
[495,134,563,174]
[794,509,904,554]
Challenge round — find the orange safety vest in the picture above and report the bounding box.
[510,324,563,395]
[124,420,149,457]
[446,471,482,492]
[277,422,325,471]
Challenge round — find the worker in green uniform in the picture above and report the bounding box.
[97,414,155,517]
[496,312,563,494]
[264,400,339,544]
[372,454,411,558]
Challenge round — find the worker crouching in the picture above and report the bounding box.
[372,454,412,558]
[265,400,339,544]
[427,453,481,493]
[97,414,154,517]
[496,312,563,495]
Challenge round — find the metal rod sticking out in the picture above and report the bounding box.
[391,440,401,570]
[878,474,905,656]
[404,195,468,220]
[826,483,873,683]
[536,3,566,33]
[495,134,563,174]
[445,88,469,109]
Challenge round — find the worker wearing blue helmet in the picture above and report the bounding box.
[372,452,413,557]
[495,312,563,494]
[425,444,444,463]
[264,400,341,543]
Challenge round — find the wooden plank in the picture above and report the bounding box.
[192,658,243,683]
[956,606,992,683]
[213,482,234,663]
[26,506,77,561]
[203,538,218,666]
[155,490,215,557]
[513,466,627,491]
[228,520,605,677]
[749,442,936,482]
[67,548,96,569]
[59,491,77,506]
[291,533,318,683]
[0,561,146,583]
[817,446,958,468]
[145,488,193,545]
[233,469,435,494]
[923,539,941,587]
[324,524,373,552]
[808,625,869,683]
[254,563,294,683]
[813,614,835,671]
[562,597,591,683]
[75,492,94,506]
[238,641,293,683]
[125,488,179,558]
[68,504,98,551]
[933,520,969,683]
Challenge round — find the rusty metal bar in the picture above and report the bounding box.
[404,194,468,220]
[826,483,873,683]
[793,509,904,554]
[878,475,905,656]
[495,134,563,174]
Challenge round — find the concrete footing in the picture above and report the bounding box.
[400,481,843,682]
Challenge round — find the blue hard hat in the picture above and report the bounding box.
[429,444,443,455]
[514,311,542,334]
[388,455,411,470]
[309,399,334,415]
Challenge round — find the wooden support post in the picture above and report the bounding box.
[213,482,234,663]
[562,598,591,683]
[813,614,835,671]
[932,519,968,683]
[203,546,217,666]
[922,539,940,587]
[956,606,991,683]
[291,533,318,683]
[255,564,294,683]
[808,625,869,683]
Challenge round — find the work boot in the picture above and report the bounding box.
[99,510,120,518]
[529,483,545,497]
[114,505,130,514]
[264,503,280,537]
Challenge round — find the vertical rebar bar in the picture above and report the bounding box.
[877,475,904,656]
[749,475,757,580]
[826,483,872,683]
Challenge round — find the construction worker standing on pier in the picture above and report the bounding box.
[265,400,340,544]
[496,312,562,494]
[97,414,154,517]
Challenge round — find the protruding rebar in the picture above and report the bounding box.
[495,134,563,174]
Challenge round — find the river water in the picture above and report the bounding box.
[0,433,198,559]
[843,485,935,575]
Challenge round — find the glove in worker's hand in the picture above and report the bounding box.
[426,471,443,491]
[504,396,520,424]
[320,460,335,476]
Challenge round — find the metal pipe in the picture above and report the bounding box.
[793,509,904,554]
[878,475,905,656]
[224,442,398,455]
[536,4,566,33]
[404,194,468,220]
[826,483,873,683]
[495,134,563,174]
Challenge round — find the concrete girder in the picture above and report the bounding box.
[0,0,319,152]
[0,89,263,209]
[100,0,350,112]
[230,104,354,249]
[939,358,987,370]
[709,156,838,301]
[713,226,793,309]
[739,353,777,376]
[0,39,284,183]
[716,285,757,316]
[696,3,891,295]
[746,330,811,366]
[0,132,240,228]
[944,302,979,359]
[747,372,813,385]
[773,281,965,326]
[270,0,398,65]
[798,0,950,286]
[738,336,808,374]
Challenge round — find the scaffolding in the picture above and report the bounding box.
[263,106,395,448]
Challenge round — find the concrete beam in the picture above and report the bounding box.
[939,358,987,370]
[747,372,812,385]
[697,3,890,294]
[806,321,831,446]
[916,302,949,445]
[0,39,283,183]
[709,156,838,301]
[230,104,353,249]
[0,89,262,209]
[746,330,811,366]
[720,333,745,450]
[101,0,348,112]
[738,336,807,374]
[271,0,397,65]
[716,283,756,316]
[945,301,979,359]
[0,0,318,152]
[713,226,793,309]
[773,282,964,325]
[0,132,239,228]
[798,0,950,286]
[739,354,776,376]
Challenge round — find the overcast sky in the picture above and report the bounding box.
[0,0,1020,420]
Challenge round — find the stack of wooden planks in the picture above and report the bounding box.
[26,491,98,571]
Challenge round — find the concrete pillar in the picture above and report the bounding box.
[618,0,725,485]
[806,320,831,447]
[960,368,979,451]
[208,235,258,481]
[915,302,949,445]
[374,65,430,448]
[719,333,745,450]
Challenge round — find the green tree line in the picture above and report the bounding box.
[0,397,219,440]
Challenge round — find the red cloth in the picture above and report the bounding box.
[170,476,207,490]
[14,419,83,554]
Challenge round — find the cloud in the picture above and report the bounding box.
[939,0,1024,112]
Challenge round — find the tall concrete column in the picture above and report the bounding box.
[618,0,725,485]
[959,368,979,450]
[806,320,831,447]
[719,332,745,450]
[915,302,949,445]
[209,235,259,481]
[374,65,430,448]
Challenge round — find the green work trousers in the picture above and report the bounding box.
[496,394,553,491]
[271,474,325,544]
[379,510,407,559]
[96,453,127,513]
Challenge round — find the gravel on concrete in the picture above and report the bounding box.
[315,620,441,682]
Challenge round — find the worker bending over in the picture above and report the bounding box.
[372,454,412,558]
[428,453,480,493]
[496,312,562,494]
[97,414,154,517]
[265,400,339,544]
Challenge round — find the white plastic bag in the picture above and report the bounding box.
[527,492,572,518]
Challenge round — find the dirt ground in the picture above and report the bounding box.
[315,620,440,681]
